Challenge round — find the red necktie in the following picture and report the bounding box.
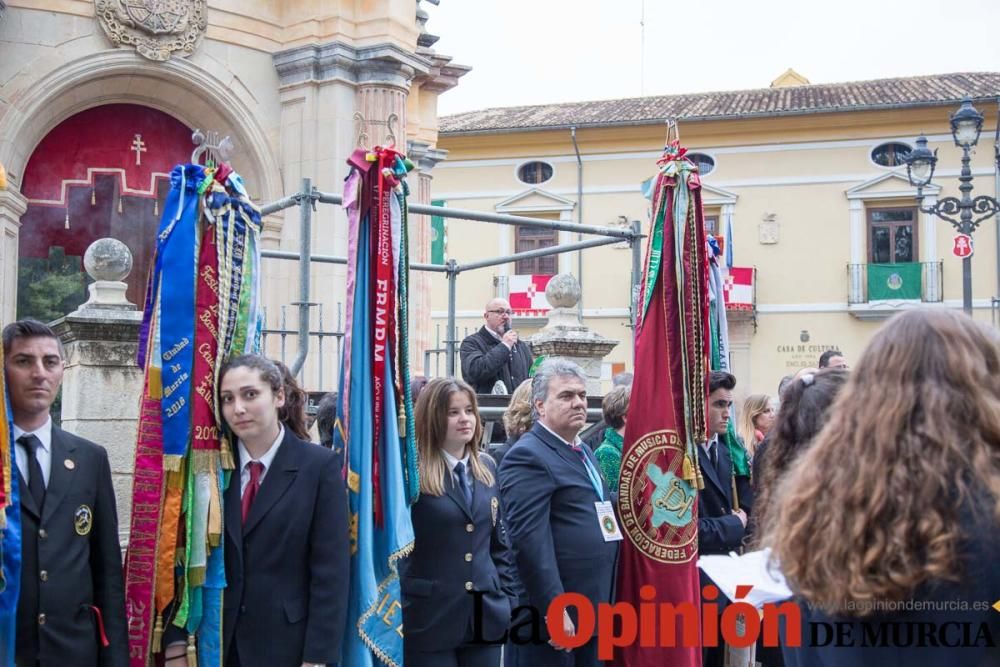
[241,461,264,523]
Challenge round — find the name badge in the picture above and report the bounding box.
[595,501,623,542]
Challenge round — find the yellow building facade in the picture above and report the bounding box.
[433,72,1000,400]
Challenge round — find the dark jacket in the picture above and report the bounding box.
[490,434,521,469]
[498,423,618,665]
[223,430,349,666]
[400,454,516,651]
[580,419,607,452]
[697,437,752,555]
[16,426,128,667]
[459,326,533,395]
[781,492,1000,667]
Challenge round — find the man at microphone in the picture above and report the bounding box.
[460,297,534,398]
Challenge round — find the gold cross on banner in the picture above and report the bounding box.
[131,134,147,166]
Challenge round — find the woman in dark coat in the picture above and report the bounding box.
[401,378,517,667]
[218,355,349,667]
[764,310,1000,667]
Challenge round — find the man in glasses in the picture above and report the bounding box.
[460,297,534,398]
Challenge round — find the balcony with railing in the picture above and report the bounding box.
[847,261,943,318]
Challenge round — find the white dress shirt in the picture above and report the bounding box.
[701,435,719,466]
[237,425,284,495]
[538,421,584,449]
[13,417,53,488]
[442,449,471,487]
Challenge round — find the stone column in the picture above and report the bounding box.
[50,238,142,546]
[271,42,429,389]
[529,274,619,394]
[0,188,27,324]
[407,140,448,374]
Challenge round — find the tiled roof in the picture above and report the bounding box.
[439,72,1000,135]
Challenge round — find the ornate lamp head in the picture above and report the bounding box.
[950,96,984,149]
[905,135,938,189]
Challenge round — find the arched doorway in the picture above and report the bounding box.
[18,104,192,320]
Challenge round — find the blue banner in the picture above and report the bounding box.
[157,164,204,460]
[339,211,415,667]
[0,393,21,666]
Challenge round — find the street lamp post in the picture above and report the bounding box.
[904,96,1000,315]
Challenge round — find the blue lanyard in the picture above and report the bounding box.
[573,446,605,502]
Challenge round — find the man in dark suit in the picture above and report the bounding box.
[498,358,619,667]
[460,298,533,396]
[699,370,752,667]
[2,319,127,667]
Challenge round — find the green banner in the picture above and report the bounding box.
[867,262,921,300]
[431,199,446,265]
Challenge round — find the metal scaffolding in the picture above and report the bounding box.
[259,179,645,377]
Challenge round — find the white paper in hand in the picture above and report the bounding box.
[697,548,793,608]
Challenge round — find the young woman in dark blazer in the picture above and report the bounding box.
[402,378,517,667]
[218,354,349,667]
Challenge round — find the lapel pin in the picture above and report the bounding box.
[64,459,75,470]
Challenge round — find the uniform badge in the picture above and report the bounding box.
[64,458,75,470]
[74,505,93,536]
[490,497,499,527]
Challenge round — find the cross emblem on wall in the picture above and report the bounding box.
[131,134,147,166]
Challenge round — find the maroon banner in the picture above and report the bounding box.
[614,169,708,666]
[369,148,400,527]
[190,225,220,453]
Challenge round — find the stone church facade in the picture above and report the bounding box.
[0,0,466,388]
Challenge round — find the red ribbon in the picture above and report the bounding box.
[124,389,165,666]
[191,225,220,451]
[369,147,402,527]
[90,605,110,648]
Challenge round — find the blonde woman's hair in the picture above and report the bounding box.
[502,379,534,440]
[764,309,1000,616]
[414,377,494,496]
[737,393,772,457]
[602,384,631,430]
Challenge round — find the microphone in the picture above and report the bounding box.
[500,321,515,359]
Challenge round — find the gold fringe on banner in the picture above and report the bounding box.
[191,450,215,475]
[207,458,222,548]
[187,567,206,589]
[219,436,234,471]
[186,635,197,667]
[151,613,164,653]
[163,455,184,473]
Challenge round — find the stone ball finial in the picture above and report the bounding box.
[545,273,581,309]
[84,238,132,282]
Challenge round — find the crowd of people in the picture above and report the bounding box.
[2,300,999,666]
[448,302,1000,667]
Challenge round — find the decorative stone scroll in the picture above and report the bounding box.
[95,0,207,61]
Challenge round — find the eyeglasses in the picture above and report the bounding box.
[487,309,514,316]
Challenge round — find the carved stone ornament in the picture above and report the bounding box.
[95,0,208,61]
[759,212,779,245]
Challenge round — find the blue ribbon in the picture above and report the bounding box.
[576,446,605,502]
[0,396,21,666]
[196,467,225,666]
[157,164,204,459]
